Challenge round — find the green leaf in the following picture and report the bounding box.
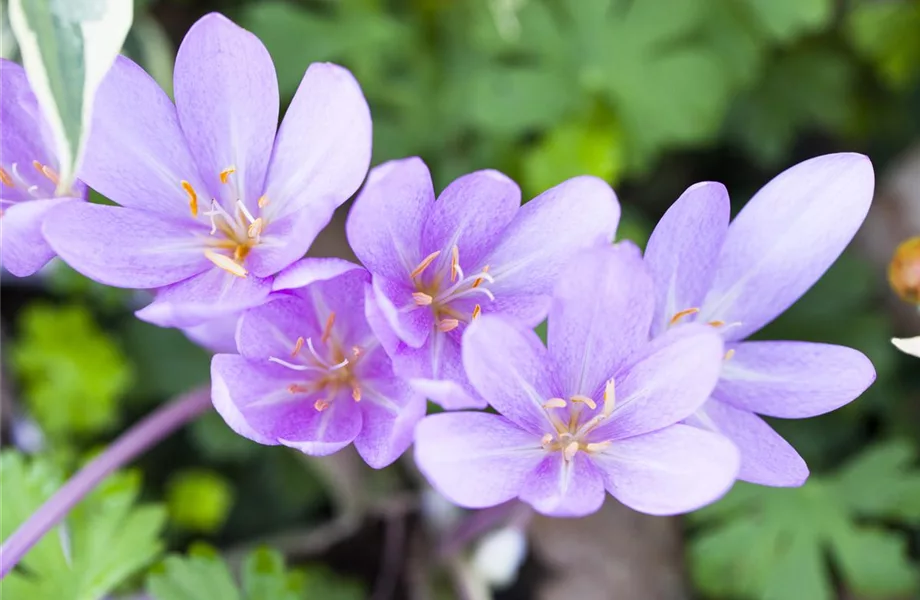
[833,440,920,521]
[166,469,235,534]
[122,319,210,401]
[0,450,166,600]
[8,0,132,191]
[740,0,832,42]
[11,303,133,437]
[847,0,920,88]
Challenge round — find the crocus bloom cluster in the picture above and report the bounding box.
[0,59,85,277]
[42,13,371,327]
[644,154,876,486]
[211,262,425,468]
[347,158,620,409]
[414,246,740,516]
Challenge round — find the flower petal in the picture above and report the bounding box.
[369,275,433,349]
[346,157,434,282]
[2,198,73,276]
[688,400,809,487]
[173,13,278,209]
[519,453,606,517]
[272,257,364,292]
[548,244,655,399]
[353,373,426,469]
[421,169,521,269]
[277,391,363,457]
[715,341,875,418]
[393,329,485,410]
[210,353,289,445]
[644,182,730,336]
[262,62,371,221]
[79,55,206,219]
[236,294,316,361]
[414,412,544,509]
[462,315,555,434]
[43,202,208,288]
[592,423,739,515]
[183,313,241,354]
[700,154,875,340]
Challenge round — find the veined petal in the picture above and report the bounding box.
[369,275,433,349]
[79,56,207,219]
[182,313,241,354]
[2,198,75,276]
[43,202,208,288]
[462,316,555,434]
[346,157,434,282]
[262,63,371,221]
[687,400,809,487]
[277,389,363,457]
[592,424,739,515]
[392,328,486,410]
[353,375,426,469]
[174,13,278,210]
[210,353,292,445]
[414,412,544,509]
[644,182,730,336]
[272,257,364,292]
[236,294,317,361]
[701,154,875,340]
[519,453,606,518]
[716,341,875,418]
[548,245,654,399]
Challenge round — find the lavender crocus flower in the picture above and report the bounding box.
[643,153,876,487]
[347,158,620,409]
[42,13,371,327]
[211,263,426,468]
[1,59,85,277]
[414,246,740,517]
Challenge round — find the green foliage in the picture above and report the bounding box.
[11,303,133,437]
[166,469,235,533]
[689,441,920,600]
[122,319,210,402]
[847,0,920,89]
[0,451,166,600]
[147,545,365,600]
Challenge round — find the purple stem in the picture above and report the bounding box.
[0,386,212,579]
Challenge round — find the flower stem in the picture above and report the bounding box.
[0,386,212,579]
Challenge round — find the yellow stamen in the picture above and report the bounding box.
[181,180,198,217]
[472,265,490,288]
[438,318,459,333]
[472,304,481,320]
[585,441,611,453]
[603,378,616,416]
[412,292,433,306]
[542,397,567,409]
[540,433,554,448]
[708,320,726,328]
[247,217,263,238]
[205,249,248,278]
[570,395,597,410]
[450,245,460,282]
[219,166,236,184]
[291,336,305,357]
[32,161,59,185]
[410,251,441,279]
[258,194,269,208]
[351,385,362,402]
[352,346,363,358]
[724,348,735,361]
[288,383,311,394]
[314,399,330,412]
[670,307,700,325]
[0,167,13,187]
[322,312,336,343]
[563,441,579,461]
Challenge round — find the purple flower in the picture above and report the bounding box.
[42,13,371,327]
[210,262,426,468]
[346,158,620,409]
[413,246,740,517]
[643,153,876,487]
[0,59,86,277]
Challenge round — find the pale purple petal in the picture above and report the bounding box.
[277,391,363,456]
[462,315,555,434]
[369,275,433,349]
[134,268,272,328]
[715,341,875,418]
[210,353,288,445]
[700,154,875,340]
[688,400,808,487]
[591,424,739,515]
[183,313,241,354]
[644,182,730,336]
[414,412,544,509]
[79,56,207,219]
[246,208,324,278]
[393,329,485,410]
[364,282,403,356]
[262,62,371,221]
[548,244,654,398]
[2,198,73,276]
[421,169,520,268]
[236,294,316,361]
[346,157,434,282]
[43,203,208,288]
[272,257,364,292]
[590,324,723,440]
[519,453,606,517]
[353,373,426,468]
[173,13,277,210]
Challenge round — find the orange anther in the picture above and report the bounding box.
[314,399,330,412]
[291,336,305,357]
[204,249,248,278]
[472,265,490,288]
[412,292,433,306]
[410,251,441,279]
[708,320,726,328]
[0,167,13,187]
[219,166,236,184]
[450,245,460,282]
[258,195,269,208]
[181,180,198,217]
[351,385,362,402]
[669,307,700,325]
[438,318,459,333]
[472,304,481,319]
[321,312,336,343]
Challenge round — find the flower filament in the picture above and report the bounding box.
[0,161,63,213]
[408,245,495,332]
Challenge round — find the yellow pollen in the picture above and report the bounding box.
[0,167,13,187]
[314,399,330,412]
[541,433,554,448]
[204,249,248,278]
[219,166,236,184]
[258,194,269,207]
[351,385,362,402]
[570,395,597,410]
[410,250,441,279]
[472,265,490,288]
[322,312,336,344]
[233,245,250,262]
[32,160,59,185]
[724,349,736,361]
[603,378,616,416]
[288,383,311,394]
[181,180,198,217]
[472,304,481,320]
[450,245,460,282]
[412,292,433,306]
[247,217,263,238]
[438,318,460,333]
[585,441,611,453]
[563,441,580,461]
[291,336,305,357]
[670,307,700,325]
[543,397,567,409]
[708,320,726,327]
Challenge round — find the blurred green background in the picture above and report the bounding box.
[2,0,920,598]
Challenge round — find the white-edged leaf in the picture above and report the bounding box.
[8,0,132,192]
